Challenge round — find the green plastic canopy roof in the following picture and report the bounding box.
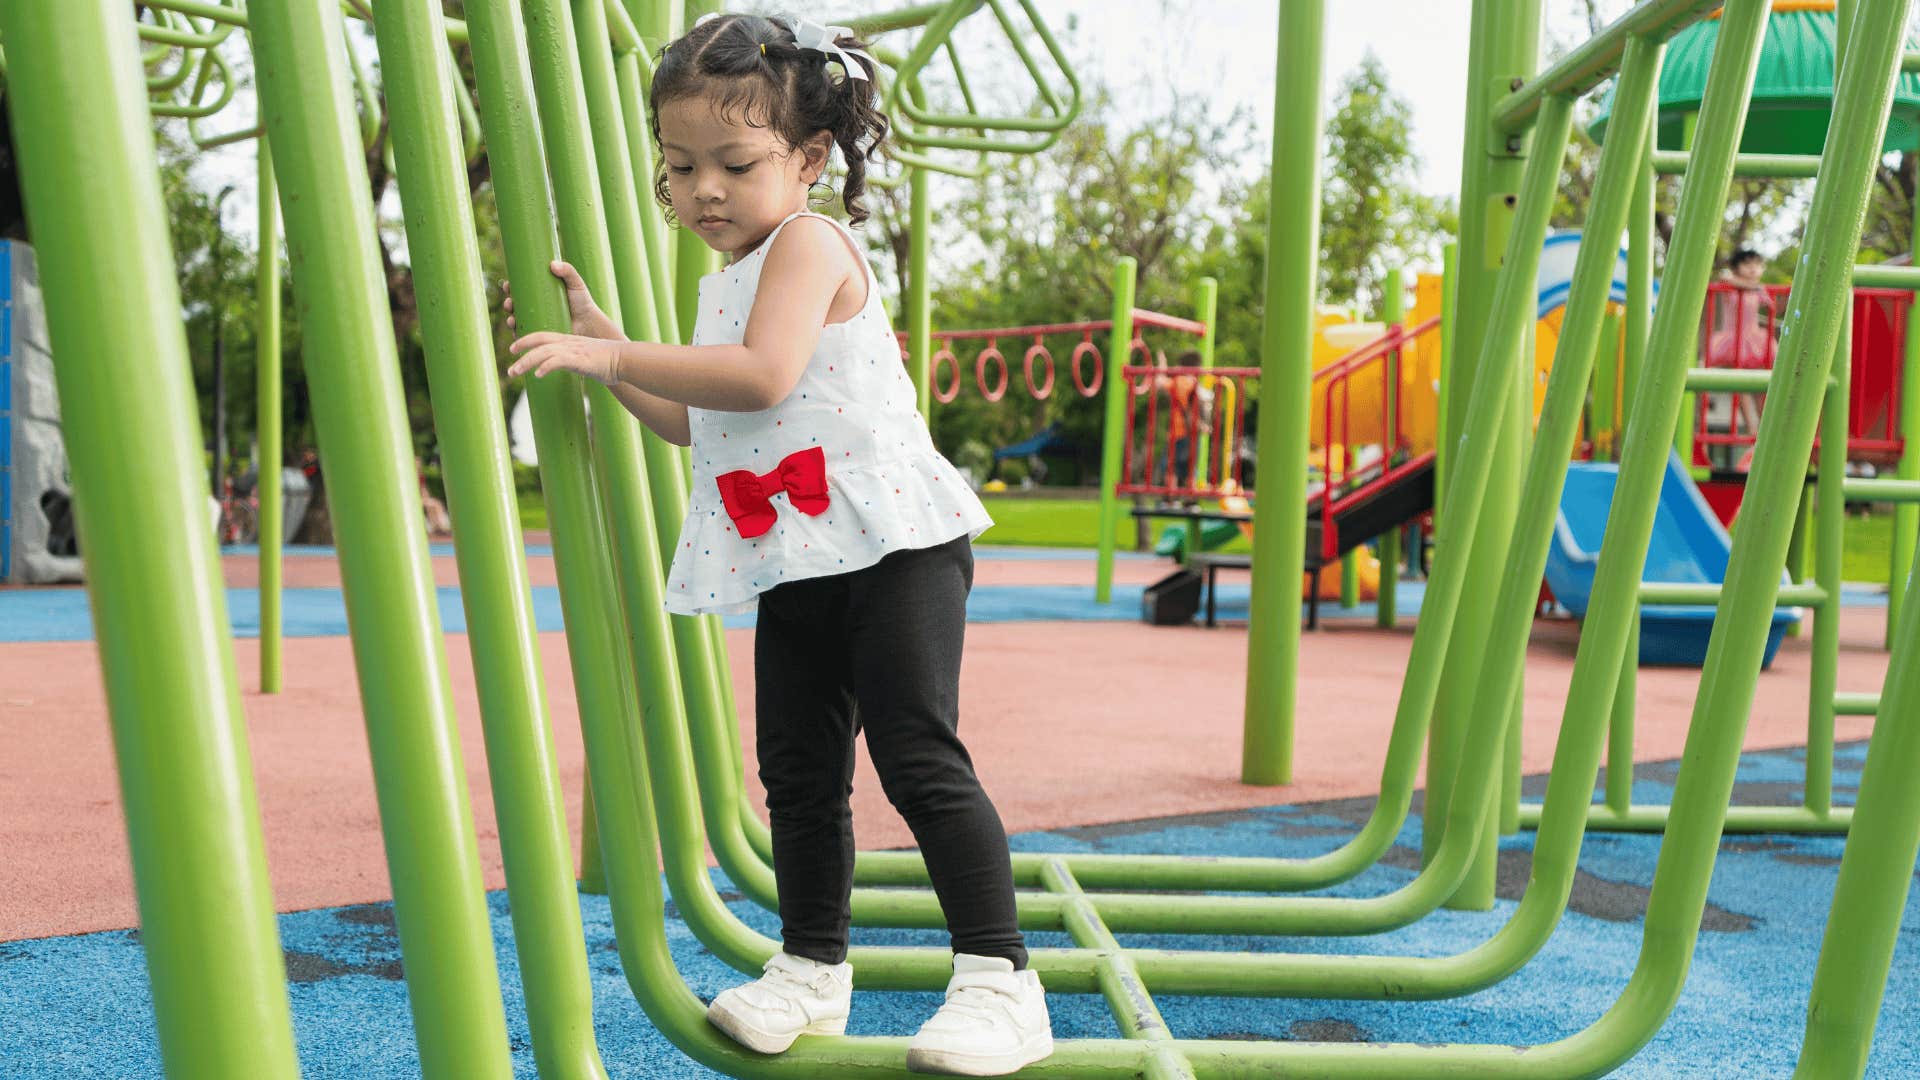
[1590,3,1920,153]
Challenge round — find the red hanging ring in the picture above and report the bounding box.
[1024,337,1055,400]
[976,337,1009,402]
[1127,334,1155,396]
[931,341,961,403]
[1071,334,1104,397]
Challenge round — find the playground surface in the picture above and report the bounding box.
[0,539,1907,1076]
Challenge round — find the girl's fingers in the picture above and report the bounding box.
[550,260,588,291]
[509,331,556,353]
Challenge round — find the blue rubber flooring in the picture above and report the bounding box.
[1,740,1911,1077]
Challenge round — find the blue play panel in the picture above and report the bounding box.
[1547,451,1800,667]
[0,741,1910,1077]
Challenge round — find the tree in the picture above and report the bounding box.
[1319,53,1454,316]
[875,89,1256,475]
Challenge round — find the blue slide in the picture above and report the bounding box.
[1544,450,1800,668]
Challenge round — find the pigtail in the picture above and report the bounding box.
[814,29,887,226]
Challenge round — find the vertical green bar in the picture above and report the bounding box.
[1674,111,1701,472]
[672,0,721,341]
[1593,310,1619,459]
[0,4,300,1076]
[613,49,679,342]
[1187,276,1219,558]
[1809,306,1850,817]
[1427,0,1540,907]
[1378,267,1403,627]
[1241,0,1325,786]
[1607,617,1638,813]
[910,154,934,418]
[1435,241,1458,522]
[1625,129,1654,439]
[1193,275,1219,479]
[464,0,649,954]
[247,1,515,1074]
[1892,200,1920,645]
[369,1,611,1075]
[1605,87,1657,817]
[1095,257,1138,604]
[257,138,283,694]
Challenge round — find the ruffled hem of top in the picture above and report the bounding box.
[662,452,992,616]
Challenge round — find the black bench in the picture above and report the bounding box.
[1189,552,1255,628]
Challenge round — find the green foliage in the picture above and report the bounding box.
[897,89,1259,478]
[1319,53,1456,315]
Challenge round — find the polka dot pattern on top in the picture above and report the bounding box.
[664,211,993,616]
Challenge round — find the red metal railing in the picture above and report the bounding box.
[901,309,1207,404]
[1113,315,1443,562]
[1692,282,1908,468]
[1310,316,1440,562]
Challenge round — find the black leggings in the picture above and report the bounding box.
[753,533,1027,969]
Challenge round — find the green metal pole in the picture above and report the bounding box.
[248,0,516,1073]
[0,3,300,1075]
[1427,0,1542,908]
[1095,257,1137,605]
[467,0,651,968]
[614,50,680,343]
[1593,310,1620,459]
[1809,305,1850,818]
[1795,496,1920,1080]
[671,0,720,341]
[1241,0,1325,786]
[1626,129,1654,439]
[1378,267,1403,627]
[1891,171,1920,645]
[369,1,611,1075]
[1605,81,1658,819]
[1188,275,1219,558]
[256,138,283,695]
[909,160,933,418]
[1436,241,1458,523]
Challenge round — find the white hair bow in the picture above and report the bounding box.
[778,15,875,81]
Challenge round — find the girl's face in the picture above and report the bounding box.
[658,96,831,262]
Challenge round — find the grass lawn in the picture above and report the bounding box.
[518,488,1906,584]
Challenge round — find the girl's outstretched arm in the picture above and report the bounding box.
[509,217,858,415]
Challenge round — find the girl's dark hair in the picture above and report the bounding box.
[648,14,889,227]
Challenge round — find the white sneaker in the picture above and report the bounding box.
[706,951,853,1054]
[906,954,1054,1076]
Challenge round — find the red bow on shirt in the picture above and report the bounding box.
[715,445,831,539]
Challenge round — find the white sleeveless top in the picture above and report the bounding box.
[664,211,993,615]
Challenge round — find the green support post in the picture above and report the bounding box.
[1435,241,1458,522]
[1427,0,1542,908]
[256,138,282,694]
[1187,275,1218,559]
[1606,82,1658,819]
[1626,127,1654,439]
[1593,310,1620,458]
[1095,257,1137,605]
[466,0,653,953]
[248,0,516,1073]
[1378,267,1403,626]
[1892,176,1920,645]
[1241,0,1325,786]
[909,153,933,419]
[0,3,302,1075]
[671,0,721,342]
[1810,304,1851,818]
[368,1,612,1074]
